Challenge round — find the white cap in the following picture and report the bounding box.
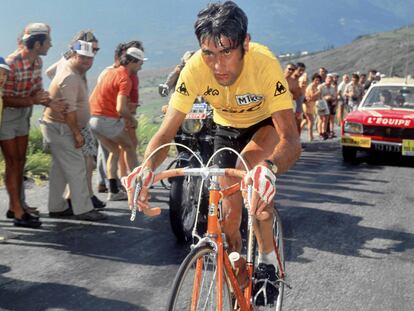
[126,47,147,62]
[22,23,50,40]
[72,40,95,57]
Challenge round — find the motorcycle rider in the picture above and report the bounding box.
[159,50,195,99]
[124,1,301,305]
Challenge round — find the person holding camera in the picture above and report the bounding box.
[344,73,363,111]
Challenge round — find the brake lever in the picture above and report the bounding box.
[130,181,142,221]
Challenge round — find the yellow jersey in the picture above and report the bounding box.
[170,42,293,128]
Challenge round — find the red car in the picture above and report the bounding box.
[341,77,414,162]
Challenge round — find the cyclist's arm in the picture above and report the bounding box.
[266,109,301,174]
[143,105,186,170]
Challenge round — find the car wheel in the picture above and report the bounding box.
[342,146,357,163]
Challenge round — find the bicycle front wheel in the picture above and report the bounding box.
[167,245,233,311]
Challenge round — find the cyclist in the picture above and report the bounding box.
[125,1,301,305]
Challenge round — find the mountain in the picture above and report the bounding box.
[116,0,414,68]
[287,24,414,77]
[136,24,414,118]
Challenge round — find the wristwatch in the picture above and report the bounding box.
[264,159,278,175]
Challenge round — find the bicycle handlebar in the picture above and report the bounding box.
[153,167,246,183]
[129,167,246,221]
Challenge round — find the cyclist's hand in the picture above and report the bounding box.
[242,165,276,219]
[121,165,154,211]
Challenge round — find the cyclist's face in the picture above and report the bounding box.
[200,35,248,86]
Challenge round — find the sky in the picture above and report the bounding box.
[1,0,213,81]
[2,0,414,84]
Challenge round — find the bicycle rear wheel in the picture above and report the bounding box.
[253,208,285,311]
[168,245,233,311]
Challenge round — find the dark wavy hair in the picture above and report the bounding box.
[194,1,248,51]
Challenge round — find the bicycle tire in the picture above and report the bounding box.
[167,245,233,311]
[252,208,285,311]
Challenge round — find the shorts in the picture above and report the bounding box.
[80,125,97,157]
[316,100,329,116]
[89,116,125,139]
[212,118,274,168]
[0,107,31,140]
[327,101,337,116]
[295,96,304,114]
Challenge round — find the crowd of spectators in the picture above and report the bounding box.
[0,22,146,228]
[284,63,381,141]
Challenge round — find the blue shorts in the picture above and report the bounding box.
[0,107,31,140]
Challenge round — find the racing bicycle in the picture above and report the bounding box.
[128,145,288,310]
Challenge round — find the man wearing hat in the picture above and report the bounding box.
[0,23,64,228]
[40,41,106,221]
[89,47,144,201]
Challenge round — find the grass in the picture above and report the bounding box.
[0,127,51,186]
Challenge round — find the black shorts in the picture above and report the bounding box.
[212,118,274,168]
[327,101,337,116]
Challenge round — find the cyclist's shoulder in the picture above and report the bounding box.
[245,42,282,77]
[247,42,278,63]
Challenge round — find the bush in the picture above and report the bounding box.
[0,127,50,185]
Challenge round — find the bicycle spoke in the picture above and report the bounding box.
[168,246,232,311]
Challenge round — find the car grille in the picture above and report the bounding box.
[363,126,414,139]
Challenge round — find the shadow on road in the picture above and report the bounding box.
[0,265,149,311]
[278,148,414,263]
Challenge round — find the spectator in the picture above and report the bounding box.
[46,30,104,210]
[359,73,367,91]
[89,47,142,201]
[41,41,106,221]
[1,23,64,228]
[292,62,306,134]
[319,73,337,138]
[302,73,322,141]
[319,67,327,82]
[337,73,350,123]
[95,41,145,194]
[345,73,363,111]
[284,63,302,133]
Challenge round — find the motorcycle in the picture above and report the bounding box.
[166,96,216,242]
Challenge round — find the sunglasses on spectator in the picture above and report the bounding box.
[93,47,100,54]
[287,67,296,71]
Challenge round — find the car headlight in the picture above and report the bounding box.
[181,119,204,134]
[343,121,363,134]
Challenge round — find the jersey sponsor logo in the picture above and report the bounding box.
[366,116,411,127]
[221,102,263,114]
[176,82,189,96]
[235,94,264,106]
[204,86,219,96]
[274,81,287,97]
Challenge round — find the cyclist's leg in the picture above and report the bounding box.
[238,125,279,254]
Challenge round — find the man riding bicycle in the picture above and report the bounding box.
[126,1,301,305]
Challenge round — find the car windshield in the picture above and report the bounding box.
[362,85,414,110]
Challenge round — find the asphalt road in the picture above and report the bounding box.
[1,138,414,311]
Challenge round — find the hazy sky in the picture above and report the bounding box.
[1,0,216,79]
[2,0,413,83]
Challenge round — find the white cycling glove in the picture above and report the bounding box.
[242,165,277,205]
